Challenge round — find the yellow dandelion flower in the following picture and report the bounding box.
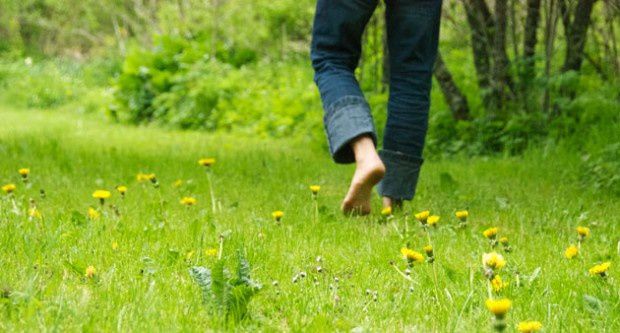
[112,241,119,250]
[491,275,508,292]
[483,227,499,239]
[427,215,440,226]
[18,168,30,177]
[517,321,543,333]
[588,262,611,277]
[310,185,321,195]
[381,206,393,217]
[400,247,424,264]
[485,298,512,318]
[423,245,433,256]
[92,190,111,200]
[116,185,127,195]
[2,183,16,194]
[564,245,578,259]
[415,210,430,224]
[205,248,218,257]
[29,208,42,219]
[87,207,100,220]
[483,252,506,270]
[198,158,216,167]
[173,179,184,188]
[180,196,197,206]
[576,226,590,239]
[137,173,156,183]
[499,237,509,245]
[455,210,469,221]
[85,265,96,278]
[272,210,284,222]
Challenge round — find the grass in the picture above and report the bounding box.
[0,108,618,332]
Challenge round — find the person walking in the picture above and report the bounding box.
[311,0,443,214]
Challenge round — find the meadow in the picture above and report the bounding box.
[0,108,618,331]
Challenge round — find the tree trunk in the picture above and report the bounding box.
[562,0,598,72]
[543,0,559,113]
[463,0,493,105]
[522,0,542,81]
[434,52,470,121]
[491,0,510,113]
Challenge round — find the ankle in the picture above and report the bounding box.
[350,135,378,162]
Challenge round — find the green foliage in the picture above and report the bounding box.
[189,251,261,323]
[112,34,322,139]
[579,143,620,197]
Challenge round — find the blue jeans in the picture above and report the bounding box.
[311,0,442,201]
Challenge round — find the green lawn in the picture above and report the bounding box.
[0,109,618,331]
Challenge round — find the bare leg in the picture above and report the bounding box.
[341,136,385,215]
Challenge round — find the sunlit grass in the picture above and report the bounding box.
[0,109,618,331]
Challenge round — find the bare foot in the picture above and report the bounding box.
[341,140,385,215]
[382,197,403,212]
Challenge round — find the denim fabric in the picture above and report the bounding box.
[311,0,442,200]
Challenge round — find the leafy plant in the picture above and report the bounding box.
[189,251,261,323]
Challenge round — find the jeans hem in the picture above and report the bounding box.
[377,149,423,200]
[324,96,376,164]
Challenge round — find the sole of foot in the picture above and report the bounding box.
[341,157,386,215]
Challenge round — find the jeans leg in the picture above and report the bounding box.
[378,0,442,200]
[311,0,378,164]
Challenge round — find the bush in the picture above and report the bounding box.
[112,34,323,140]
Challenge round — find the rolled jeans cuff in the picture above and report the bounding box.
[324,96,376,164]
[377,149,423,201]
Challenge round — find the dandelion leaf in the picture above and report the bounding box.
[189,266,212,303]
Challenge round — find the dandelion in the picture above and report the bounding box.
[198,158,217,212]
[483,252,506,280]
[564,245,578,259]
[483,227,499,239]
[483,252,506,270]
[272,210,284,223]
[415,210,430,225]
[173,179,183,188]
[381,206,393,218]
[92,190,111,205]
[427,215,440,227]
[112,242,119,250]
[517,321,542,333]
[137,173,157,187]
[28,207,42,219]
[85,265,96,278]
[205,248,218,257]
[88,207,100,220]
[499,236,511,252]
[310,185,321,196]
[19,168,30,183]
[588,262,611,277]
[400,247,424,265]
[483,227,499,248]
[116,185,127,197]
[491,275,508,293]
[198,158,216,167]
[577,226,590,241]
[486,298,511,318]
[310,185,321,223]
[180,196,197,206]
[2,183,16,194]
[455,210,469,222]
[423,245,435,263]
[486,298,511,332]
